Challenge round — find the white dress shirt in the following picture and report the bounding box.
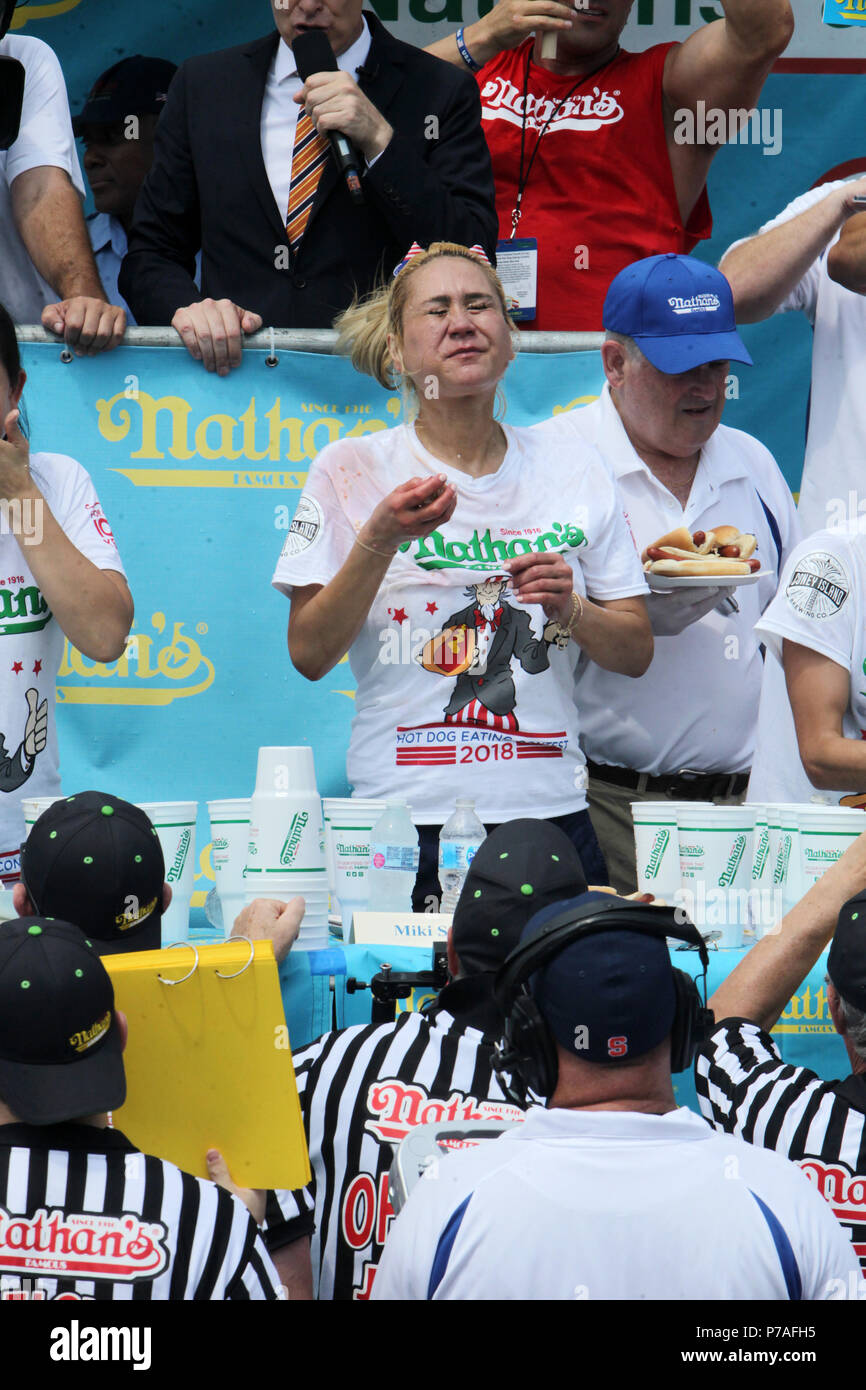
[260,19,373,227]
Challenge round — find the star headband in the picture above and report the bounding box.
[392,242,492,278]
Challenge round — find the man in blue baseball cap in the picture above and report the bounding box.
[533,253,801,895]
[373,890,859,1300]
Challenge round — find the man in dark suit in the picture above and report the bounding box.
[119,0,498,374]
[441,576,554,731]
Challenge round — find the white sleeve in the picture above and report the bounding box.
[574,452,648,602]
[724,182,853,324]
[32,454,126,575]
[755,533,855,670]
[5,39,84,196]
[791,1182,862,1301]
[271,446,360,597]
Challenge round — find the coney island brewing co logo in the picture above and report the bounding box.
[786,551,850,621]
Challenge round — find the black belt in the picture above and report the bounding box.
[586,760,749,801]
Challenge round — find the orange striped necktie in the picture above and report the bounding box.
[286,111,330,252]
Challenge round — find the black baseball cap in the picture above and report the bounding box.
[525,892,677,1064]
[450,819,587,975]
[72,56,177,135]
[20,792,165,955]
[0,918,126,1124]
[828,890,866,1011]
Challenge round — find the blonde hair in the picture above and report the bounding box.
[334,242,515,393]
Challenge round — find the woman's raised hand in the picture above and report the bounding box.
[358,474,457,554]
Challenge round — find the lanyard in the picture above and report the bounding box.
[510,45,619,238]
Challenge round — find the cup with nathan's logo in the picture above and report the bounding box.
[243,747,329,949]
[138,801,197,945]
[22,796,63,834]
[675,803,755,948]
[207,797,250,938]
[632,801,680,902]
[797,805,866,894]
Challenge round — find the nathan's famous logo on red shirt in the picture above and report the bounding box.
[0,1209,169,1282]
[364,1079,524,1144]
[799,1158,866,1268]
[481,76,624,133]
[85,502,116,546]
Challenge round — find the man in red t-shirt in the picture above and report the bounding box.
[427,0,793,329]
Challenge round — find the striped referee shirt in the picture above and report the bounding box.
[265,975,525,1301]
[0,1123,283,1300]
[696,1019,866,1274]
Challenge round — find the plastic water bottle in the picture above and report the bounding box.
[367,801,419,912]
[439,798,487,914]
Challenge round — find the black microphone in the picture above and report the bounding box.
[0,57,24,150]
[292,30,365,207]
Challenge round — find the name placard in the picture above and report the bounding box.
[350,912,452,946]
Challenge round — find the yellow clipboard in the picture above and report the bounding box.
[104,939,310,1190]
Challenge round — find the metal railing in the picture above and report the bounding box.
[16,325,605,354]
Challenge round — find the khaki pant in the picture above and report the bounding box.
[587,775,747,896]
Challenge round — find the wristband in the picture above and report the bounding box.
[355,536,398,561]
[455,27,481,72]
[566,591,584,636]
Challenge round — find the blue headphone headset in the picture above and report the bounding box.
[492,898,714,1103]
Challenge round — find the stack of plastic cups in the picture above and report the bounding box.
[798,805,866,894]
[675,803,755,948]
[748,806,776,940]
[207,798,251,938]
[138,802,197,945]
[322,798,386,935]
[773,805,803,921]
[244,747,328,951]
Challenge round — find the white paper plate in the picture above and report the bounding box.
[647,569,770,591]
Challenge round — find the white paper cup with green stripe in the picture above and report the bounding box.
[676,804,755,947]
[798,806,866,892]
[22,796,62,833]
[323,798,386,926]
[138,801,197,944]
[631,801,680,902]
[207,798,250,938]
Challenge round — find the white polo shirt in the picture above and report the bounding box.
[372,1105,858,1300]
[749,525,866,805]
[533,388,799,775]
[724,179,866,539]
[0,35,85,323]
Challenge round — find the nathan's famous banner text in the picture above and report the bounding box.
[18,343,602,895]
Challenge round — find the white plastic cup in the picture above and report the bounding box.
[675,804,755,948]
[246,792,327,876]
[632,801,680,901]
[241,873,329,952]
[22,796,62,832]
[323,798,386,926]
[138,801,197,945]
[254,745,317,796]
[207,798,251,939]
[798,806,866,891]
[772,806,803,918]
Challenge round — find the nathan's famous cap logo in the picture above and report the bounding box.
[667,294,721,315]
[718,834,747,888]
[644,828,670,880]
[280,811,309,865]
[115,894,158,931]
[166,830,191,883]
[68,1011,111,1054]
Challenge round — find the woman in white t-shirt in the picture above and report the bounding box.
[273,243,652,904]
[749,525,866,806]
[0,302,132,885]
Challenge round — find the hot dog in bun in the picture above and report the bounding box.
[641,525,759,575]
